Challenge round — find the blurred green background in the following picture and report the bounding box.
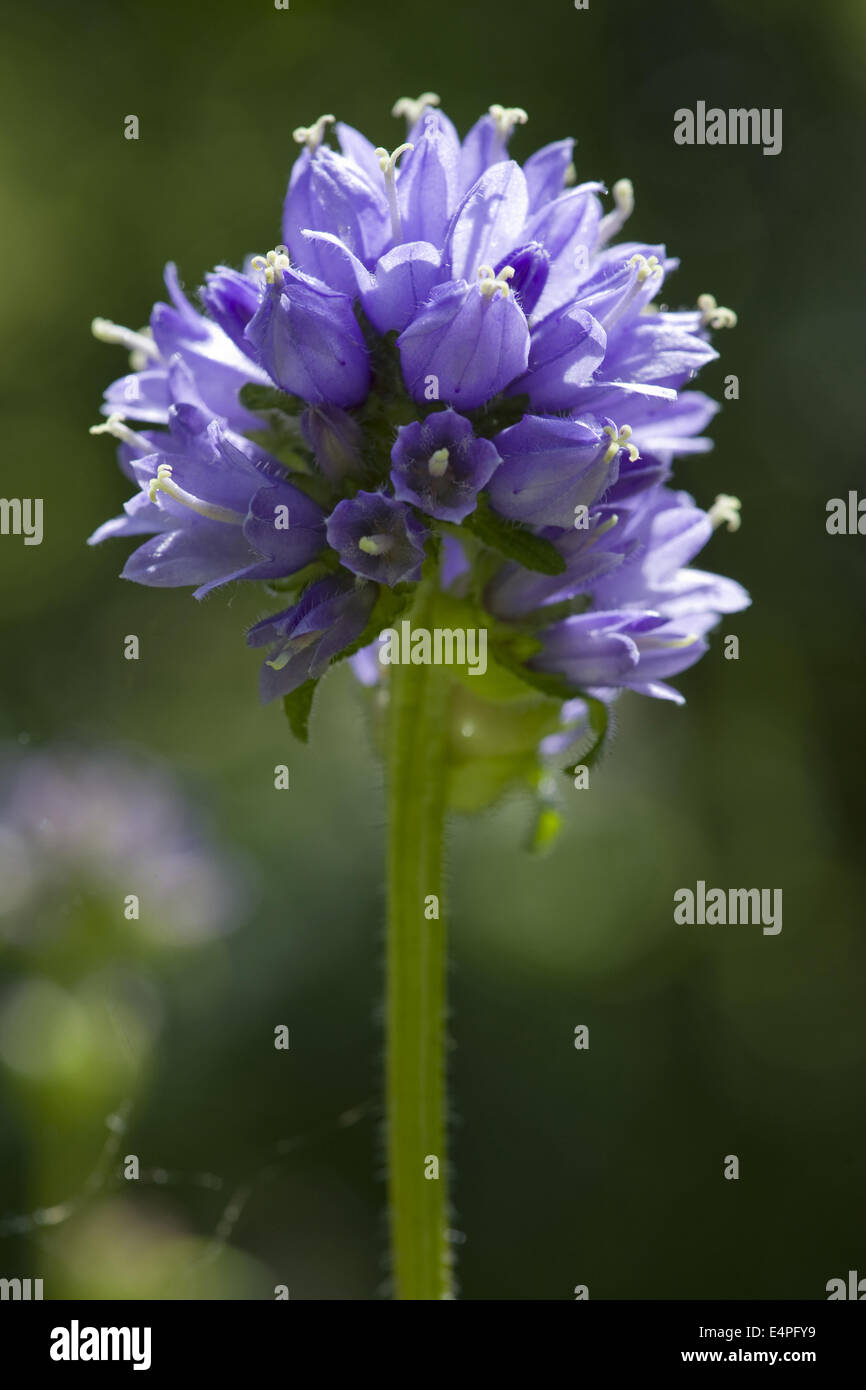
[1,0,864,1299]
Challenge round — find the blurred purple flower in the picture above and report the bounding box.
[0,748,246,946]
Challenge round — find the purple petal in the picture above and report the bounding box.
[444,161,529,282]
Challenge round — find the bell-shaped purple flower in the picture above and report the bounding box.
[90,416,325,599]
[390,409,501,522]
[523,485,750,701]
[530,609,708,703]
[569,245,669,332]
[326,490,428,586]
[509,304,607,411]
[145,264,268,433]
[282,140,390,279]
[496,243,550,316]
[397,110,461,248]
[247,573,377,702]
[364,242,444,333]
[397,270,529,409]
[522,182,604,320]
[299,231,445,333]
[590,487,750,627]
[487,414,621,528]
[244,264,370,408]
[199,265,261,351]
[301,404,363,483]
[485,506,631,619]
[458,106,529,194]
[444,161,529,283]
[598,310,718,391]
[522,138,575,212]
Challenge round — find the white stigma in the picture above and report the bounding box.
[698,293,738,329]
[640,632,700,651]
[428,448,450,478]
[265,649,292,672]
[375,142,414,177]
[708,494,742,532]
[392,92,441,130]
[292,114,335,154]
[584,512,620,550]
[595,254,663,333]
[478,264,515,299]
[91,318,161,366]
[627,253,662,285]
[563,162,577,187]
[147,463,244,525]
[265,631,319,671]
[89,413,155,455]
[374,143,414,241]
[602,424,640,465]
[251,247,291,285]
[488,104,529,140]
[358,533,394,557]
[598,178,635,245]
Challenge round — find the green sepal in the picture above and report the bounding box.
[462,496,566,576]
[239,383,306,417]
[262,551,340,599]
[367,327,404,386]
[467,391,532,439]
[240,384,328,486]
[246,428,314,474]
[488,631,576,701]
[514,594,593,629]
[283,679,318,743]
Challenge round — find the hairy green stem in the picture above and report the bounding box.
[385,576,453,1300]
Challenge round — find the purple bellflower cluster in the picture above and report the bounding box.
[90,94,748,753]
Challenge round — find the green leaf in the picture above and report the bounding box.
[463,496,566,576]
[283,679,318,743]
[239,383,306,416]
[444,682,562,813]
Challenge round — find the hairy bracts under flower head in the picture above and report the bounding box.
[89,94,748,724]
